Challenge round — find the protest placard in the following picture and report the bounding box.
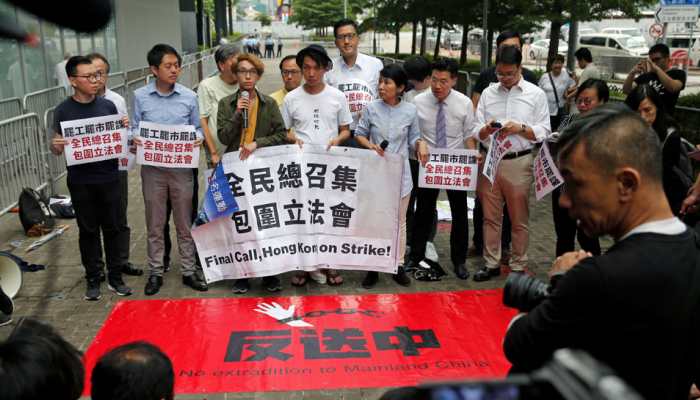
[60,114,127,166]
[118,136,136,171]
[191,144,403,283]
[482,130,514,184]
[418,148,479,191]
[533,142,564,200]
[136,121,199,168]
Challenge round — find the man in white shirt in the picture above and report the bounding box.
[473,46,551,282]
[325,19,384,146]
[409,58,476,280]
[87,53,143,279]
[198,44,239,167]
[281,44,353,286]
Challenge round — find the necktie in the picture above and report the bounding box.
[436,101,447,148]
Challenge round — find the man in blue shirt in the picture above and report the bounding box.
[132,44,208,295]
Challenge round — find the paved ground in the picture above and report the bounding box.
[0,40,611,399]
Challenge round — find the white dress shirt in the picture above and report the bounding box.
[474,77,551,153]
[414,89,474,149]
[325,52,384,130]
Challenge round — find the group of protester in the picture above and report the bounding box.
[242,34,283,59]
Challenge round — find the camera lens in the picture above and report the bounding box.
[503,273,551,312]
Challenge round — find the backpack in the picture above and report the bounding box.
[18,188,55,236]
[664,129,694,193]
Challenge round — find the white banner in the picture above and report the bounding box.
[136,121,199,168]
[534,142,564,200]
[418,148,479,191]
[482,130,515,184]
[60,114,127,166]
[191,144,403,282]
[118,136,136,171]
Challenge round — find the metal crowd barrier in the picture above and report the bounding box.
[178,61,199,90]
[22,86,67,129]
[107,71,126,89]
[0,97,22,121]
[0,113,48,216]
[201,54,218,79]
[42,107,66,195]
[126,76,148,117]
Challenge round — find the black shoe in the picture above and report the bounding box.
[0,312,11,327]
[108,277,133,296]
[97,270,106,283]
[262,276,282,292]
[473,266,500,282]
[232,279,250,294]
[122,263,144,276]
[403,259,419,273]
[362,271,379,289]
[454,264,469,280]
[85,279,102,301]
[0,285,13,315]
[144,276,163,296]
[183,274,208,291]
[392,266,411,286]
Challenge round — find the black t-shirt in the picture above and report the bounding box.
[634,69,686,113]
[504,229,700,400]
[472,66,539,95]
[53,96,119,184]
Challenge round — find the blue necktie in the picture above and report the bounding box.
[436,101,447,148]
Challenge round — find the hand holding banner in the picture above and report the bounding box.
[60,114,128,166]
[418,148,479,191]
[533,142,564,200]
[136,121,200,168]
[482,130,514,184]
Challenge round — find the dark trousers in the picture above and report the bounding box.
[411,187,468,266]
[551,187,601,256]
[472,197,511,251]
[406,159,437,246]
[164,168,199,266]
[68,180,122,281]
[277,45,282,57]
[96,171,130,267]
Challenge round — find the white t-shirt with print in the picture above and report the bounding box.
[281,85,353,145]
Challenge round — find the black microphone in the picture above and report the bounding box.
[380,140,389,150]
[241,91,249,129]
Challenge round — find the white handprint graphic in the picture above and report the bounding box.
[254,302,313,327]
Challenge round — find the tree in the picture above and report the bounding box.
[290,0,369,36]
[255,14,272,26]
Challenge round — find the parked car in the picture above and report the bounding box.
[666,34,700,67]
[442,30,463,50]
[529,39,568,61]
[578,33,647,58]
[601,27,643,37]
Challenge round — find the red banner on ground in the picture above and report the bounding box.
[83,290,516,395]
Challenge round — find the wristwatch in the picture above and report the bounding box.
[520,124,527,134]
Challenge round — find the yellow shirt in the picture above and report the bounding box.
[269,88,288,108]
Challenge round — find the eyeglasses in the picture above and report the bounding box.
[72,73,104,83]
[335,33,357,41]
[576,97,596,106]
[431,77,451,86]
[281,69,301,76]
[237,69,259,76]
[495,71,518,79]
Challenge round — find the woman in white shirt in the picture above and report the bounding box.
[538,54,576,132]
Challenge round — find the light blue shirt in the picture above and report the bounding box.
[132,81,203,139]
[356,99,420,197]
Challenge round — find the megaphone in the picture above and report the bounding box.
[0,252,23,299]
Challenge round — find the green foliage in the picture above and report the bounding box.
[255,14,272,26]
[289,0,369,31]
[677,92,700,109]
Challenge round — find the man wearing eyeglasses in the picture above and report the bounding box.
[270,54,303,107]
[622,43,686,115]
[325,19,384,147]
[50,56,132,301]
[473,46,550,282]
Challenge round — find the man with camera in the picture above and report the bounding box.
[503,104,700,400]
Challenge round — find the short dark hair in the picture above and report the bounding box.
[576,78,610,103]
[431,57,459,78]
[558,103,662,183]
[299,51,331,70]
[279,54,297,71]
[86,52,110,73]
[91,341,174,400]
[551,54,565,64]
[214,44,240,71]
[496,45,522,66]
[0,318,84,400]
[574,47,593,63]
[649,43,670,58]
[496,31,523,47]
[147,44,182,67]
[403,55,431,81]
[624,83,670,138]
[65,55,93,77]
[380,64,408,93]
[333,18,359,38]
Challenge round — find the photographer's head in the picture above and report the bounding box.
[557,103,670,240]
